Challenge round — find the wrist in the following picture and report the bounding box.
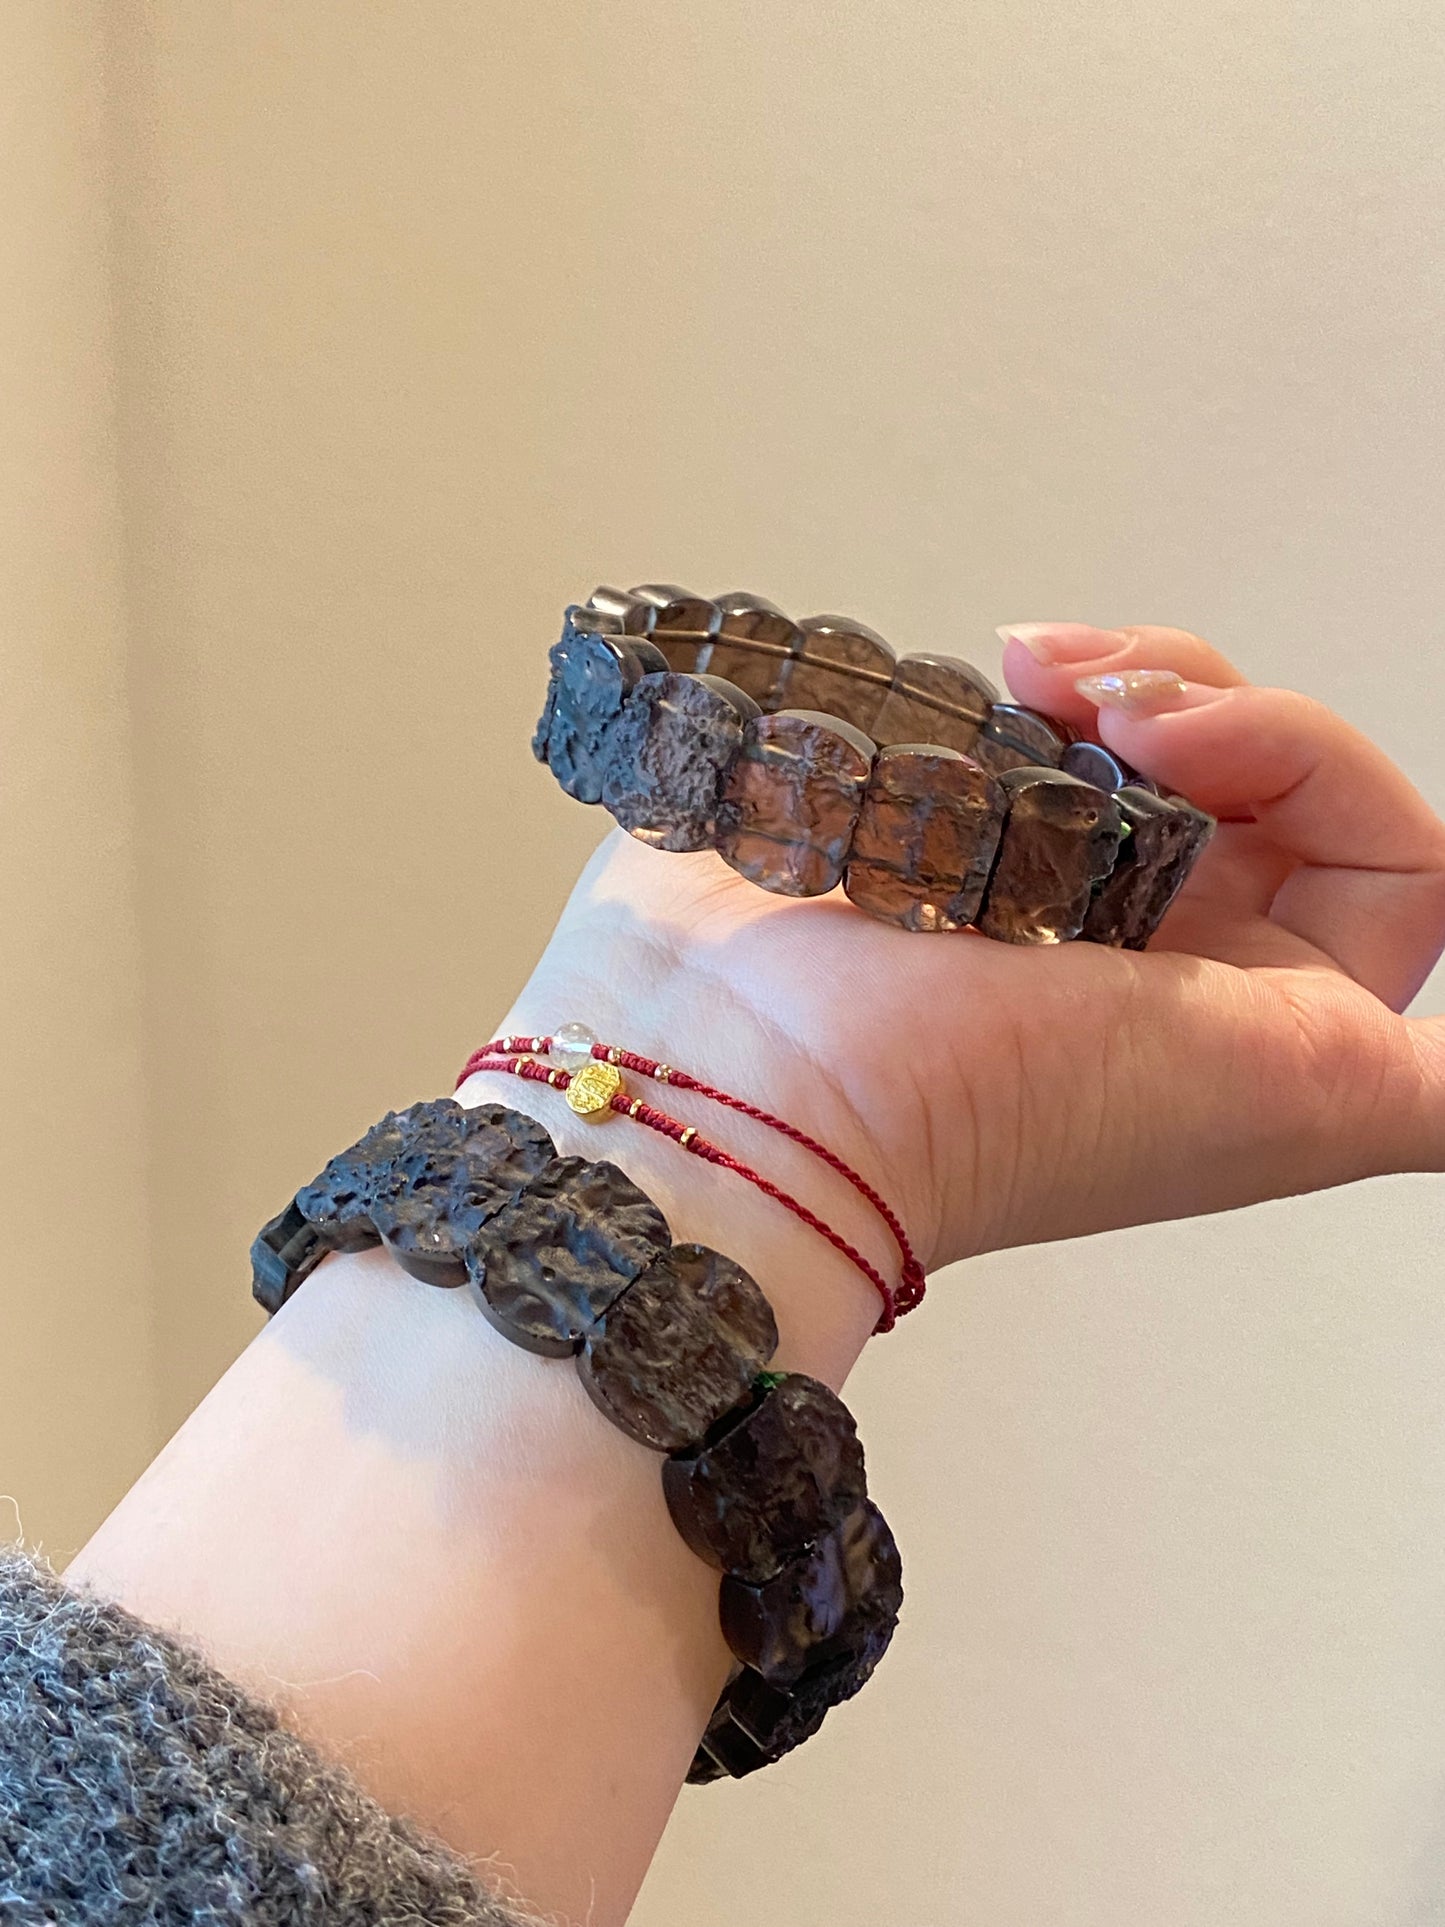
[463,931,905,1387]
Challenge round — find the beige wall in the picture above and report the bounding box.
[5,3,1445,1920]
[0,5,155,1557]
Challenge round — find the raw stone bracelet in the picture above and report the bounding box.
[250,1095,903,1783]
[532,585,1217,948]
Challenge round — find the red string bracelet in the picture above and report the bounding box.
[456,1027,925,1334]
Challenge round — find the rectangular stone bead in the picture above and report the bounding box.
[972,702,1069,775]
[1082,786,1215,949]
[771,615,896,733]
[868,652,999,755]
[697,591,800,707]
[844,745,1005,931]
[600,671,759,851]
[625,584,720,672]
[977,767,1123,944]
[583,585,654,633]
[716,709,877,897]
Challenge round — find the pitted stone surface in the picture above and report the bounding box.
[370,1106,557,1288]
[536,615,662,803]
[578,1243,778,1450]
[601,671,757,851]
[295,1099,470,1250]
[469,1156,670,1356]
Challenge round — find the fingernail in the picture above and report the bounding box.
[997,622,1127,665]
[1075,670,1223,718]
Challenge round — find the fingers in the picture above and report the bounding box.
[1093,678,1445,1008]
[999,622,1248,730]
[1405,1013,1445,1170]
[1000,620,1445,1009]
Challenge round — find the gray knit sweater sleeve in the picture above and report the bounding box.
[0,1547,540,1926]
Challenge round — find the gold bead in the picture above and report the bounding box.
[680,1125,697,1148]
[566,1059,624,1119]
[657,1064,672,1083]
[607,1046,620,1064]
[628,1097,643,1118]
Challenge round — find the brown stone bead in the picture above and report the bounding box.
[844,745,1005,932]
[295,1097,468,1252]
[972,701,1070,775]
[718,1500,903,1688]
[1060,738,1139,792]
[371,1105,557,1288]
[868,652,999,753]
[625,584,720,672]
[1082,785,1215,949]
[583,585,654,634]
[537,617,665,804]
[773,615,896,732]
[715,709,876,898]
[600,672,759,851]
[577,1242,779,1451]
[251,1200,329,1314]
[468,1156,670,1356]
[977,767,1123,944]
[662,1373,868,1584]
[697,591,800,706]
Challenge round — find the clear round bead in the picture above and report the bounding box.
[552,1019,599,1069]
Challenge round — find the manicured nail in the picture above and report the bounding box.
[996,622,1127,665]
[1075,670,1222,718]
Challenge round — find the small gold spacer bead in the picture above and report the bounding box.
[628,1097,643,1118]
[607,1046,620,1064]
[680,1125,697,1147]
[657,1064,673,1083]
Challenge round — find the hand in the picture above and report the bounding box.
[510,624,1445,1291]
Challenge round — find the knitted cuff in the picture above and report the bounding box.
[0,1545,540,1927]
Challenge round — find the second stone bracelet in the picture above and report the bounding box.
[532,585,1216,949]
[249,1094,902,1785]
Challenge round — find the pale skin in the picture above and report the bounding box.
[69,624,1445,1925]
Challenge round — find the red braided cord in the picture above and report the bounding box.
[466,1052,896,1333]
[456,1035,920,1330]
[602,1048,925,1311]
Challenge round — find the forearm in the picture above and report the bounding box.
[67,897,907,1925]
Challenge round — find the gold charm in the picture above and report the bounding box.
[566,1058,623,1119]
